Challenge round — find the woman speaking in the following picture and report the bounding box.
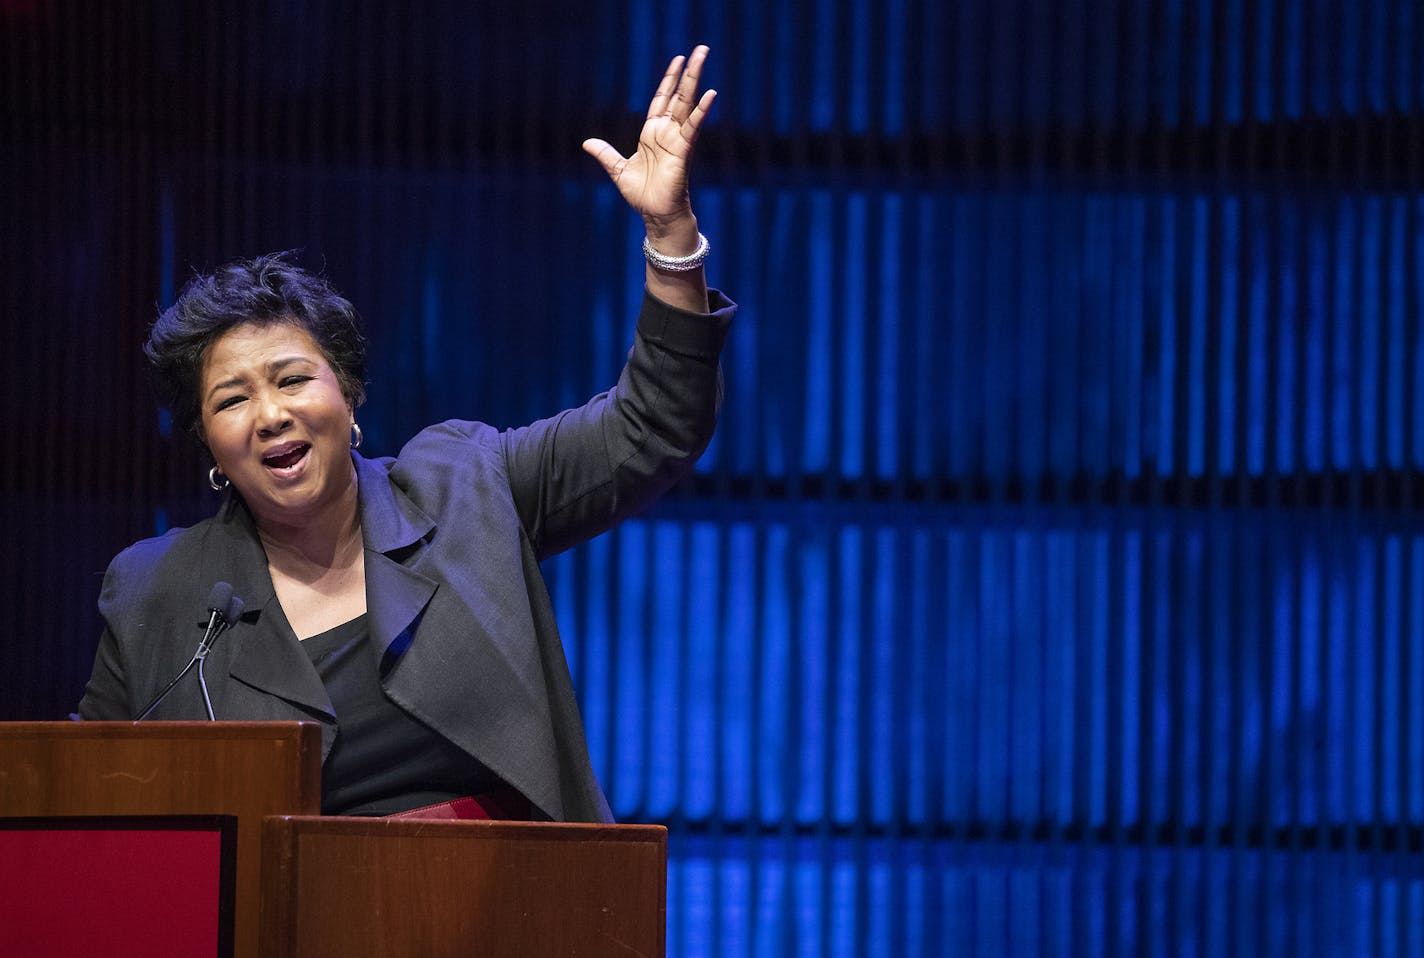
[78,47,734,823]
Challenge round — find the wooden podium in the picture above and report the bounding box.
[0,722,321,957]
[0,722,667,957]
[261,817,667,955]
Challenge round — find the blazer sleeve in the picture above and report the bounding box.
[499,287,735,559]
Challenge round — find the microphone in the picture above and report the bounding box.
[197,581,234,646]
[194,592,244,720]
[135,582,244,721]
[196,588,243,658]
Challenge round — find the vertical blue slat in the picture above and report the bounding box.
[1010,527,1044,823]
[648,522,684,818]
[869,527,896,826]
[1358,198,1382,469]
[840,193,867,478]
[977,528,1009,822]
[1270,520,1296,827]
[1380,537,1401,822]
[1325,519,1352,823]
[722,523,756,821]
[755,838,787,956]
[614,525,648,815]
[1047,530,1077,824]
[1081,196,1113,472]
[1187,194,1210,477]
[1307,195,1333,478]
[796,531,830,825]
[1385,197,1407,468]
[1411,537,1424,824]
[1352,538,1377,823]
[832,526,861,825]
[685,522,720,820]
[1217,195,1241,474]
[944,527,975,824]
[1274,198,1301,473]
[622,0,654,111]
[1148,527,1171,829]
[1179,524,1204,829]
[876,193,902,480]
[907,528,933,825]
[810,0,841,132]
[1087,528,1111,828]
[911,193,938,479]
[803,192,834,474]
[1150,193,1177,475]
[1331,199,1359,471]
[1364,0,1388,112]
[1246,193,1271,475]
[983,196,1013,479]
[881,0,906,134]
[1299,537,1323,827]
[1049,193,1083,477]
[1340,0,1362,113]
[1190,0,1214,124]
[758,525,791,823]
[720,837,751,955]
[1018,194,1048,479]
[1119,528,1142,827]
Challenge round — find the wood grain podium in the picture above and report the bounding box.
[0,721,322,958]
[261,817,667,956]
[1,722,668,956]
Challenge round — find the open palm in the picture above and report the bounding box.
[583,46,717,236]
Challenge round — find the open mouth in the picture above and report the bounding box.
[262,442,311,471]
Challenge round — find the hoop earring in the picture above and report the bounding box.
[350,422,363,449]
[208,466,229,492]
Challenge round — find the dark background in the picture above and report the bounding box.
[4,1,1423,954]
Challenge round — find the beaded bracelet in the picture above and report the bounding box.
[642,232,710,272]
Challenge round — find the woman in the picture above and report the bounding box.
[78,47,734,823]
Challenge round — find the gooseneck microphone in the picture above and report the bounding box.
[135,582,244,721]
[194,592,243,720]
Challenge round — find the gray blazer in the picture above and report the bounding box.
[79,289,735,823]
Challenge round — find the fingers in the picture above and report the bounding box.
[682,88,717,145]
[670,45,708,118]
[646,45,711,122]
[646,55,685,121]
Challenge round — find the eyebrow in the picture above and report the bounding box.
[205,355,317,402]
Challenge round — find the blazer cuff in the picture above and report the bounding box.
[637,287,736,360]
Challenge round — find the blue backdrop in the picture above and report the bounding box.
[3,1,1422,954]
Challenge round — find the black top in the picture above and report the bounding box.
[302,615,499,815]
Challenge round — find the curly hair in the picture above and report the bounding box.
[145,252,368,441]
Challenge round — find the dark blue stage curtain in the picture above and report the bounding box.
[4,1,1422,955]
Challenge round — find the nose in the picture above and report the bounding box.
[254,388,292,437]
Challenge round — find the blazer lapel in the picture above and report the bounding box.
[214,496,338,730]
[353,453,439,666]
[355,455,564,819]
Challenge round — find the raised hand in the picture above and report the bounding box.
[582,45,716,249]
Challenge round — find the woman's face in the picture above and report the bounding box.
[199,321,355,530]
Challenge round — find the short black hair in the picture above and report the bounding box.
[145,252,368,440]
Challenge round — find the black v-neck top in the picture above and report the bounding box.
[301,615,499,815]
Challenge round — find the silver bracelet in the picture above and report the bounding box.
[643,231,710,272]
